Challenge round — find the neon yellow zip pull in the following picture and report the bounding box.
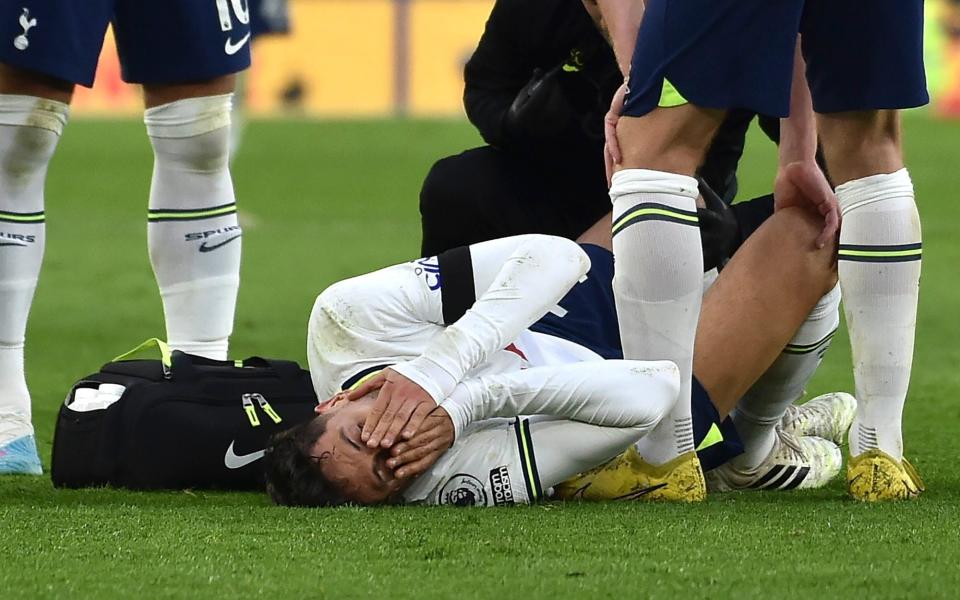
[254,394,282,424]
[242,394,261,427]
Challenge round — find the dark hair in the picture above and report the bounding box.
[263,415,346,507]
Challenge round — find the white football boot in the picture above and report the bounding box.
[706,429,842,492]
[780,392,857,445]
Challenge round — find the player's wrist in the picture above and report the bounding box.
[437,395,469,440]
[391,357,456,404]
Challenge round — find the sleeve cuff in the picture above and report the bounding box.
[389,357,458,404]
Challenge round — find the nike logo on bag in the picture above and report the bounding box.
[224,441,265,469]
[199,234,242,253]
[224,33,251,56]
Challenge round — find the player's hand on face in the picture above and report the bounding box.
[318,376,386,414]
[386,407,455,480]
[343,372,387,401]
[360,368,437,449]
[604,80,628,187]
[774,160,840,249]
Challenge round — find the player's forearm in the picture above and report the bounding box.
[462,0,542,146]
[394,236,590,402]
[439,361,679,438]
[463,86,515,147]
[595,0,645,76]
[779,39,817,166]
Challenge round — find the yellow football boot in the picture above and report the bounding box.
[847,449,924,501]
[553,447,706,502]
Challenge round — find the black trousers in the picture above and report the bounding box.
[419,146,611,256]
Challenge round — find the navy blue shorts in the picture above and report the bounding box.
[249,0,290,39]
[0,0,251,87]
[624,0,928,118]
[529,244,743,470]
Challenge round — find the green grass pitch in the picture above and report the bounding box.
[1,115,959,599]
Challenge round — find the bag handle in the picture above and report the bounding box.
[238,356,304,382]
[111,339,305,382]
[112,338,173,377]
[112,338,173,366]
[167,353,304,382]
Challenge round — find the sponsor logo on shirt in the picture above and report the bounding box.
[413,257,441,291]
[438,473,488,507]
[489,466,515,506]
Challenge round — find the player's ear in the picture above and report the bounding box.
[315,396,340,414]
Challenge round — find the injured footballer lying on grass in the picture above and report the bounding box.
[262,201,863,507]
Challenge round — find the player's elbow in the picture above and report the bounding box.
[623,360,681,429]
[530,234,591,281]
[309,286,343,338]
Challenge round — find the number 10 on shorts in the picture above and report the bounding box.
[216,0,250,31]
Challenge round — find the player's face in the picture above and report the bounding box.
[309,395,404,505]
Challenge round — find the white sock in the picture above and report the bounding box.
[610,169,702,464]
[145,94,241,361]
[731,284,841,469]
[0,95,68,443]
[837,169,921,460]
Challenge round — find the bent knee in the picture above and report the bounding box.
[623,359,681,426]
[0,64,73,101]
[770,207,838,288]
[769,206,826,248]
[819,110,900,145]
[818,110,903,182]
[142,75,237,109]
[616,105,722,175]
[419,155,463,215]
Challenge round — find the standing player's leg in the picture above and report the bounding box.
[0,0,111,473]
[612,74,721,480]
[819,111,924,500]
[0,67,71,474]
[609,0,801,486]
[114,0,252,359]
[142,79,241,360]
[802,0,928,500]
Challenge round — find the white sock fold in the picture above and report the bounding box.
[732,284,841,469]
[837,168,921,460]
[0,94,69,442]
[609,169,702,464]
[145,95,241,361]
